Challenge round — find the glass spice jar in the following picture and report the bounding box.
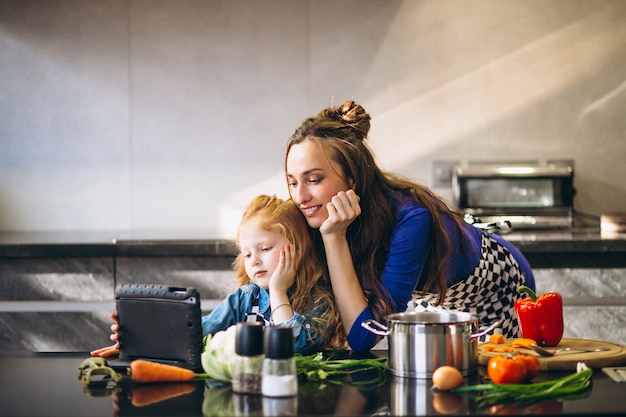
[262,396,298,416]
[233,393,263,416]
[262,326,297,397]
[232,322,264,394]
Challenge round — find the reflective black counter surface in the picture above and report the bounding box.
[1,352,624,417]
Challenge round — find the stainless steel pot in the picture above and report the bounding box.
[388,375,469,416]
[362,311,501,379]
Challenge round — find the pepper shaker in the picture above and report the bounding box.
[233,393,263,416]
[232,322,264,394]
[262,326,297,397]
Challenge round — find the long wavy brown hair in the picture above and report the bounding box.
[285,100,467,324]
[232,194,346,349]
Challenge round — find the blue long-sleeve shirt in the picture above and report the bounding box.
[347,195,535,352]
[201,283,322,355]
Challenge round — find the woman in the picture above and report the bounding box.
[285,100,535,353]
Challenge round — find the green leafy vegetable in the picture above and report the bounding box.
[295,351,387,387]
[202,385,235,416]
[452,362,592,409]
[201,325,237,382]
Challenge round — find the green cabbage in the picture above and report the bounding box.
[201,325,237,382]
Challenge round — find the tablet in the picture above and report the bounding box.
[113,284,204,372]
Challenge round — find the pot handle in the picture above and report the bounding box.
[361,319,390,336]
[470,319,504,339]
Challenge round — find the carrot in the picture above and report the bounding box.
[483,345,496,352]
[131,382,196,406]
[493,346,514,353]
[489,334,505,344]
[129,359,195,383]
[511,338,537,349]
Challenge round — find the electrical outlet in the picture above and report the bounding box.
[431,160,459,188]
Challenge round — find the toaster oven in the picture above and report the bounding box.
[452,164,575,229]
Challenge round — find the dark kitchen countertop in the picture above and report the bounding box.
[1,228,625,267]
[504,227,626,251]
[0,230,238,258]
[1,351,624,417]
[503,227,626,267]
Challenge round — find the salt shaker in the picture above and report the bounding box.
[262,326,297,397]
[232,322,264,394]
[262,396,298,416]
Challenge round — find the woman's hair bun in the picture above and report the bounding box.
[325,100,371,139]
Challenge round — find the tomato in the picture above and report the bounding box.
[488,400,563,415]
[487,355,527,384]
[488,404,523,415]
[516,354,540,382]
[524,400,564,414]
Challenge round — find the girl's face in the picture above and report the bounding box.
[238,221,290,289]
[286,140,352,229]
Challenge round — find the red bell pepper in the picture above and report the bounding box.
[514,286,564,347]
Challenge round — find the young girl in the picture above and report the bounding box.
[285,100,535,353]
[200,194,344,353]
[91,195,345,357]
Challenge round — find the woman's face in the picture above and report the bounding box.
[286,140,352,229]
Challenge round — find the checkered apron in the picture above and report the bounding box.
[413,233,526,338]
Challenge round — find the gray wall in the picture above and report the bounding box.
[2,0,625,237]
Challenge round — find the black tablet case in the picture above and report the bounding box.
[114,284,204,372]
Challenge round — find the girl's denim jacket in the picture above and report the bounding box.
[201,283,323,354]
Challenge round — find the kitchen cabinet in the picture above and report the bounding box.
[1,229,625,351]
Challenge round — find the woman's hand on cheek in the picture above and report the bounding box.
[269,244,296,293]
[320,190,361,235]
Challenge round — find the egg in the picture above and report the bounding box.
[432,392,463,415]
[431,365,463,391]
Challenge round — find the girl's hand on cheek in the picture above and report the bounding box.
[269,244,296,293]
[320,190,361,235]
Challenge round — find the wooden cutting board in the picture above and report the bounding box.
[478,338,626,371]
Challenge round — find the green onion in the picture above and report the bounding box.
[295,351,387,387]
[452,362,593,409]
